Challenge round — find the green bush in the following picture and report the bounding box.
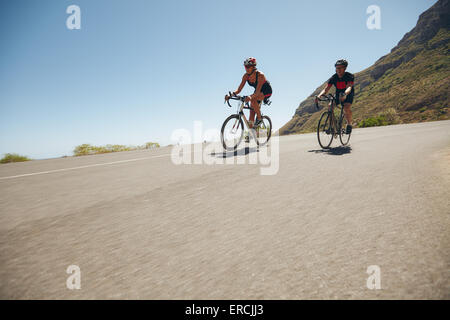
[359,117,384,128]
[358,108,400,128]
[145,142,160,149]
[74,142,160,156]
[73,144,96,156]
[0,153,31,164]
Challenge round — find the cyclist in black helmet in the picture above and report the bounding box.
[317,59,355,134]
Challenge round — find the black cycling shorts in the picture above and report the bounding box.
[258,82,272,104]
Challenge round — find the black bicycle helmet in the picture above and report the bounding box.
[335,59,348,67]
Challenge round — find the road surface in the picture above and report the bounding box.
[1,121,449,299]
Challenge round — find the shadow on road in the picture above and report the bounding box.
[211,147,259,158]
[308,146,352,156]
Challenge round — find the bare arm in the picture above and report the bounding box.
[344,83,353,96]
[318,83,332,97]
[340,78,354,101]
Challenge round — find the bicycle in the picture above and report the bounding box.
[315,93,351,149]
[221,92,272,150]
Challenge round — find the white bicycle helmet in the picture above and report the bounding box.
[244,57,257,67]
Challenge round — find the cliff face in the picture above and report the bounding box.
[280,0,450,135]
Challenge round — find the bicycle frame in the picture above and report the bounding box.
[320,94,345,136]
[228,96,267,134]
[238,101,256,130]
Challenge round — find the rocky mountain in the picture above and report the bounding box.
[280,0,450,135]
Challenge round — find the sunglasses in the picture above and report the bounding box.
[244,65,253,68]
[336,66,346,70]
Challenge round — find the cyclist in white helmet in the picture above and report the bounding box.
[226,57,272,128]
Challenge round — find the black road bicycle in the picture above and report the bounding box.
[315,93,351,149]
[221,93,272,150]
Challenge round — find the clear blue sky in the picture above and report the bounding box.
[0,0,436,159]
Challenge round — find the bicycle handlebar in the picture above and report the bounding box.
[225,91,248,108]
[315,93,347,110]
[315,94,335,102]
[315,94,340,110]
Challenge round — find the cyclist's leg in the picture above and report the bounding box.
[250,92,265,121]
[343,103,352,124]
[343,92,354,125]
[249,109,255,128]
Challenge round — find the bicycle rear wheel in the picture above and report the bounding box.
[254,115,272,146]
[339,112,351,146]
[221,114,244,150]
[317,112,334,149]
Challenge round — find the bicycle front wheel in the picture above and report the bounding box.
[221,114,244,150]
[317,112,334,149]
[254,115,272,146]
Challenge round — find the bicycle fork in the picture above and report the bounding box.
[230,117,240,134]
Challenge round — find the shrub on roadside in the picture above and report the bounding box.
[0,153,31,164]
[73,144,96,156]
[358,108,400,128]
[73,142,160,156]
[145,142,160,149]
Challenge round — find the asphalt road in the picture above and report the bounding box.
[1,121,449,299]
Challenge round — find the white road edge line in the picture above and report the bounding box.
[0,154,172,181]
